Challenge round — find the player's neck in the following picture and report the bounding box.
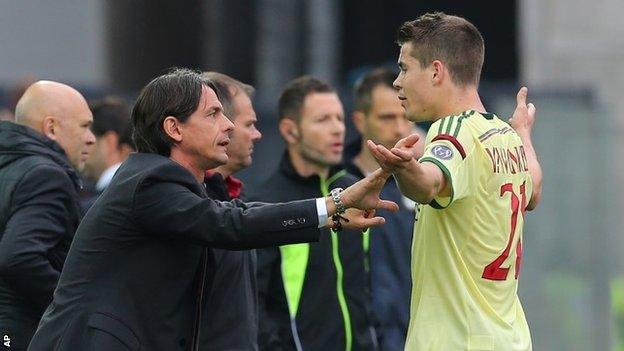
[437,86,486,119]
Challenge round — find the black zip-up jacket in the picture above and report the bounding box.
[251,153,377,351]
[0,121,82,350]
[200,173,258,350]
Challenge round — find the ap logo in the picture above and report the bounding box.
[3,334,10,348]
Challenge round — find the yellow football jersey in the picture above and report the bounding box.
[405,110,533,351]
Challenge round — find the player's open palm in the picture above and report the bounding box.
[367,134,420,173]
[390,133,421,161]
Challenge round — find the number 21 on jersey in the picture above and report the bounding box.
[482,181,527,281]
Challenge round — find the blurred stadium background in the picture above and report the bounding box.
[0,0,622,349]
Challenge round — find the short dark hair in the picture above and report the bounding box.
[131,68,219,156]
[200,72,254,121]
[397,12,484,86]
[89,96,134,149]
[278,76,335,122]
[353,67,398,114]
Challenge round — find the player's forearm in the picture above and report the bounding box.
[394,160,444,204]
[518,134,542,210]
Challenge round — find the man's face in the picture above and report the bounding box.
[394,42,437,122]
[295,92,345,167]
[225,93,262,171]
[177,86,234,170]
[361,85,413,150]
[53,102,95,171]
[82,135,107,180]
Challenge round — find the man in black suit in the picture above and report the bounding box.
[28,68,396,351]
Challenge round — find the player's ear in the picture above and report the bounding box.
[431,60,445,86]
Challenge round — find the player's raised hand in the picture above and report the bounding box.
[509,86,536,137]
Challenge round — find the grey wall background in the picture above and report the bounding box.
[0,0,105,86]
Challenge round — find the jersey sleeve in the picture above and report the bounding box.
[419,115,475,208]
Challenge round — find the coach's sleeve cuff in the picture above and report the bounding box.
[315,197,328,228]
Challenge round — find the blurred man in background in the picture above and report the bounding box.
[253,76,377,351]
[81,97,134,210]
[0,81,94,350]
[345,67,424,350]
[199,71,263,350]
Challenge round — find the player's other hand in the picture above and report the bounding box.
[367,133,420,173]
[509,86,536,137]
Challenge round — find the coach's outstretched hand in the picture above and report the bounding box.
[324,168,399,230]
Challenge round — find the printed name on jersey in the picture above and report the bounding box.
[485,145,529,174]
[430,145,454,160]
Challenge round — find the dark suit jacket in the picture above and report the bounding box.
[199,172,259,351]
[28,153,320,351]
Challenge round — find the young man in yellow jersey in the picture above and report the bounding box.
[367,12,543,351]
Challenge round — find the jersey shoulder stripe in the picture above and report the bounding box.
[435,110,475,138]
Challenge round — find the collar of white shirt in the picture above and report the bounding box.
[96,162,122,192]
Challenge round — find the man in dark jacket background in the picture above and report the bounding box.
[0,81,95,350]
[253,76,377,351]
[199,72,263,350]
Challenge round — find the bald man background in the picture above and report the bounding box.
[0,81,95,350]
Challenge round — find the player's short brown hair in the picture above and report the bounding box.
[397,12,484,87]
